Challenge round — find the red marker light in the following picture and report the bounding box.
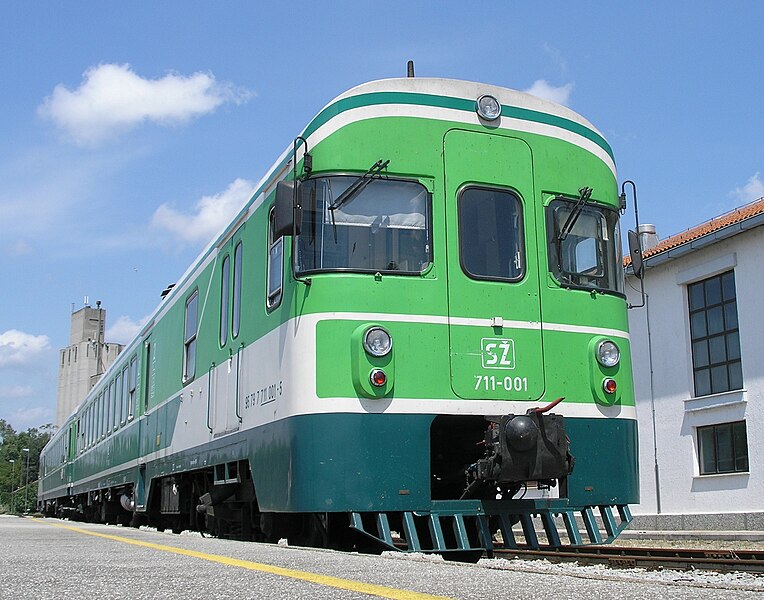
[370,369,387,387]
[603,378,617,394]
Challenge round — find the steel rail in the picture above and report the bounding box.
[492,545,764,574]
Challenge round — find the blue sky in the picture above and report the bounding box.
[1,2,762,429]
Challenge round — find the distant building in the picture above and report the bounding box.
[626,198,764,530]
[55,302,124,427]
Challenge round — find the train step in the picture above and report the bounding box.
[349,500,632,556]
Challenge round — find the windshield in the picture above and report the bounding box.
[296,176,431,274]
[546,198,624,295]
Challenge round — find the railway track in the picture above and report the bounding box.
[493,545,764,574]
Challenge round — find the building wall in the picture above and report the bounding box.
[627,226,764,518]
[55,306,124,426]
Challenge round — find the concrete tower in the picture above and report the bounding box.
[55,301,124,427]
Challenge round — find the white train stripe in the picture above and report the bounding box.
[305,104,616,176]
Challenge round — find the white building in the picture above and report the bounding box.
[627,198,764,530]
[56,303,124,427]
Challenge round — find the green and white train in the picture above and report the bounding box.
[39,76,638,557]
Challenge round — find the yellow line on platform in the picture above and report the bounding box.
[34,519,454,600]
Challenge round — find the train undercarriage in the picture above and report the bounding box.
[41,413,631,559]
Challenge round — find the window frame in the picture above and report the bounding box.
[219,254,231,347]
[99,391,105,440]
[183,290,199,382]
[457,185,526,283]
[545,196,625,297]
[294,174,433,277]
[697,420,748,475]
[128,355,137,419]
[267,207,283,311]
[121,365,129,424]
[107,380,115,435]
[115,372,122,428]
[688,270,742,397]
[232,241,243,338]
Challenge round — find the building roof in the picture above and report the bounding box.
[625,197,764,267]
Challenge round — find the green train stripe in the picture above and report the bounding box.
[303,91,615,162]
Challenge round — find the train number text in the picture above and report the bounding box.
[474,375,528,392]
[244,380,283,409]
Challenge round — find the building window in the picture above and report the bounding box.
[698,421,748,475]
[688,271,742,397]
[184,291,199,381]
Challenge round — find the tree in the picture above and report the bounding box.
[0,420,55,513]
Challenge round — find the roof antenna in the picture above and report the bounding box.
[407,60,415,78]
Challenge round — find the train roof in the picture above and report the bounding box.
[334,77,603,135]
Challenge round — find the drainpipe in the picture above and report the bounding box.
[645,290,662,514]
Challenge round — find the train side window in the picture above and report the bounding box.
[115,373,123,429]
[144,339,153,413]
[220,254,230,347]
[128,356,137,418]
[99,391,105,440]
[121,365,129,424]
[267,207,283,310]
[107,380,115,435]
[458,187,525,281]
[233,241,243,337]
[184,291,199,382]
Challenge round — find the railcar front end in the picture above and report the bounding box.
[39,78,638,557]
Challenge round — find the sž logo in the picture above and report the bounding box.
[480,338,515,369]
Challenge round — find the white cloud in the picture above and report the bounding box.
[151,178,255,244]
[6,240,33,257]
[0,330,52,368]
[0,385,34,400]
[523,79,574,106]
[543,43,568,74]
[38,63,253,145]
[106,314,150,345]
[8,406,55,428]
[730,172,764,203]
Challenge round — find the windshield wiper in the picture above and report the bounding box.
[328,159,389,242]
[557,186,593,242]
[329,159,390,213]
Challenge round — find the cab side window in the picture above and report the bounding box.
[267,207,283,310]
[184,291,199,382]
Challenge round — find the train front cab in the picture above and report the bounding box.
[270,102,638,555]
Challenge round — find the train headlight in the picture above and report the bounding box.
[596,340,620,368]
[504,415,539,452]
[363,327,392,357]
[476,94,501,121]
